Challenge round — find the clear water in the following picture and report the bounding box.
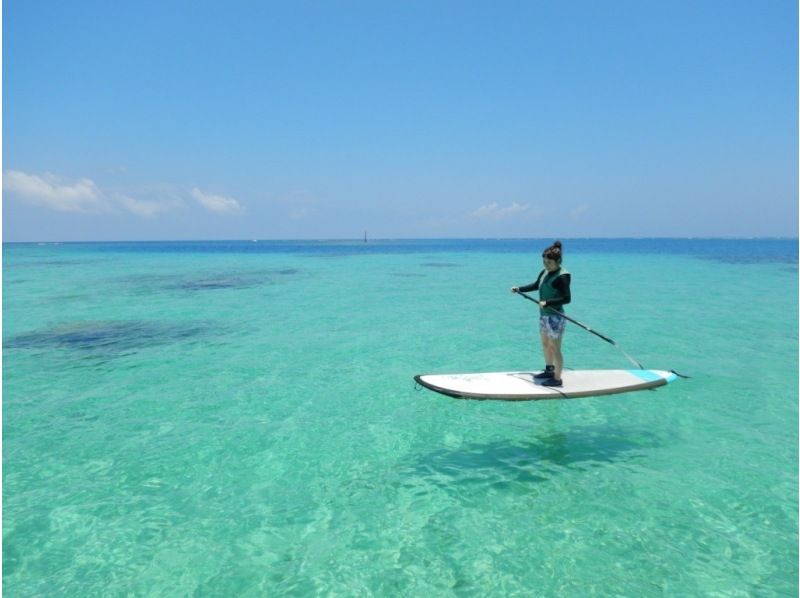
[4,239,798,596]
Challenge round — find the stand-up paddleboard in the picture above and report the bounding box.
[414,369,678,401]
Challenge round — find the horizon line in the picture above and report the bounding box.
[3,236,798,244]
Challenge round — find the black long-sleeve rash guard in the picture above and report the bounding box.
[517,269,572,310]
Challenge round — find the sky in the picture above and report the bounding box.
[3,0,798,241]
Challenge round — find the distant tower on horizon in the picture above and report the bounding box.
[364,231,367,243]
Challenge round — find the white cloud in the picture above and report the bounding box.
[279,190,318,220]
[289,206,316,220]
[571,203,590,218]
[191,188,243,214]
[114,193,175,218]
[4,170,110,213]
[6,170,242,219]
[470,202,530,220]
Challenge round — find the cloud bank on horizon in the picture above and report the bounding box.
[190,188,243,215]
[4,170,242,219]
[4,171,107,214]
[471,202,533,221]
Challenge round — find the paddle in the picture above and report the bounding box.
[513,289,645,370]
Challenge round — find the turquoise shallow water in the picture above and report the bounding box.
[3,239,798,596]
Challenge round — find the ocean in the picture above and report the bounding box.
[3,238,798,596]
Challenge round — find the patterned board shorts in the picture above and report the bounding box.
[539,314,566,339]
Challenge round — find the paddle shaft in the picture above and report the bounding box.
[514,290,644,369]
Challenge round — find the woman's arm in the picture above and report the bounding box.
[515,270,545,293]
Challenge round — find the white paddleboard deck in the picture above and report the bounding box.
[414,369,678,401]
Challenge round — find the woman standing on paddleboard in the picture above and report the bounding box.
[511,240,571,387]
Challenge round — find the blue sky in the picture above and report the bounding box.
[3,0,797,241]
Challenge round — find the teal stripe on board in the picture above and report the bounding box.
[629,369,663,383]
[3,239,798,596]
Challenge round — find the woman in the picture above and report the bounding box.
[511,240,571,387]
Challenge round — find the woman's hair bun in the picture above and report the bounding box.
[542,240,563,261]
